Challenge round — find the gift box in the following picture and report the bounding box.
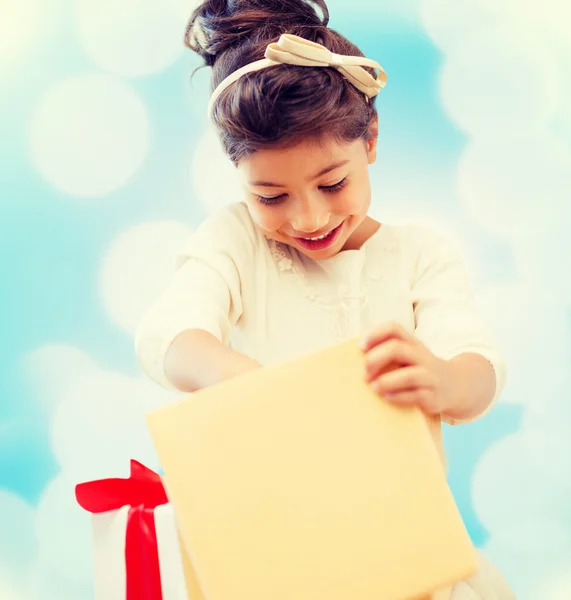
[147,339,478,600]
[76,460,205,600]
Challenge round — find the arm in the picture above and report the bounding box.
[411,228,506,424]
[164,329,262,393]
[362,228,505,425]
[135,204,259,392]
[440,353,496,422]
[362,326,497,422]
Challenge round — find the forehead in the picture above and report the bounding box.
[237,136,364,179]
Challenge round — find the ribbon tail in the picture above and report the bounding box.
[126,507,164,600]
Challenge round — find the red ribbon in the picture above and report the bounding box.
[76,460,169,600]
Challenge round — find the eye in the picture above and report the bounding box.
[257,193,286,205]
[320,177,348,193]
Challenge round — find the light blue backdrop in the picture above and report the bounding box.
[1,0,570,598]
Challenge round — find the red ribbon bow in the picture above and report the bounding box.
[76,460,169,600]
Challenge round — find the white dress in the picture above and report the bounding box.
[135,202,516,599]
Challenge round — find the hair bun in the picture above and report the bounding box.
[186,0,329,66]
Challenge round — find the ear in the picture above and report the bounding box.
[366,114,379,165]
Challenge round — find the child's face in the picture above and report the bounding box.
[237,131,378,260]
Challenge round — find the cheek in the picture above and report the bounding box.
[335,187,370,215]
[247,202,286,233]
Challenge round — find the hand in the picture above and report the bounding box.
[360,322,457,416]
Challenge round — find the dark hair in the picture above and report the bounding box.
[185,0,378,163]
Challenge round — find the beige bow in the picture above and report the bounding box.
[208,33,387,117]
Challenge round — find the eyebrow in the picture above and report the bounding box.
[248,159,350,188]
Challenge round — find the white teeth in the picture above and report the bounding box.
[305,232,330,241]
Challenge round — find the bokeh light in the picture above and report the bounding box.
[77,0,190,78]
[29,75,150,198]
[99,221,193,333]
[191,126,242,214]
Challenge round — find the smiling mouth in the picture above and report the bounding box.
[293,222,344,251]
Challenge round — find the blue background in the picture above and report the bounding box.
[1,0,570,598]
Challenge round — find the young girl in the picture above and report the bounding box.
[136,1,515,597]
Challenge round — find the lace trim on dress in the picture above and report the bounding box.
[268,238,398,340]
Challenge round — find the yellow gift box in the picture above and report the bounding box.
[147,339,477,600]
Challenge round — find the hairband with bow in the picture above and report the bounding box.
[208,34,387,117]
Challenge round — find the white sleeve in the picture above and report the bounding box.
[134,204,255,389]
[408,227,506,425]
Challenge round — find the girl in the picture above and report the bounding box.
[136,1,516,597]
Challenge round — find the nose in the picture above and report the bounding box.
[290,197,330,235]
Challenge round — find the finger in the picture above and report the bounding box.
[374,388,433,411]
[371,366,435,396]
[364,339,419,382]
[361,322,415,352]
